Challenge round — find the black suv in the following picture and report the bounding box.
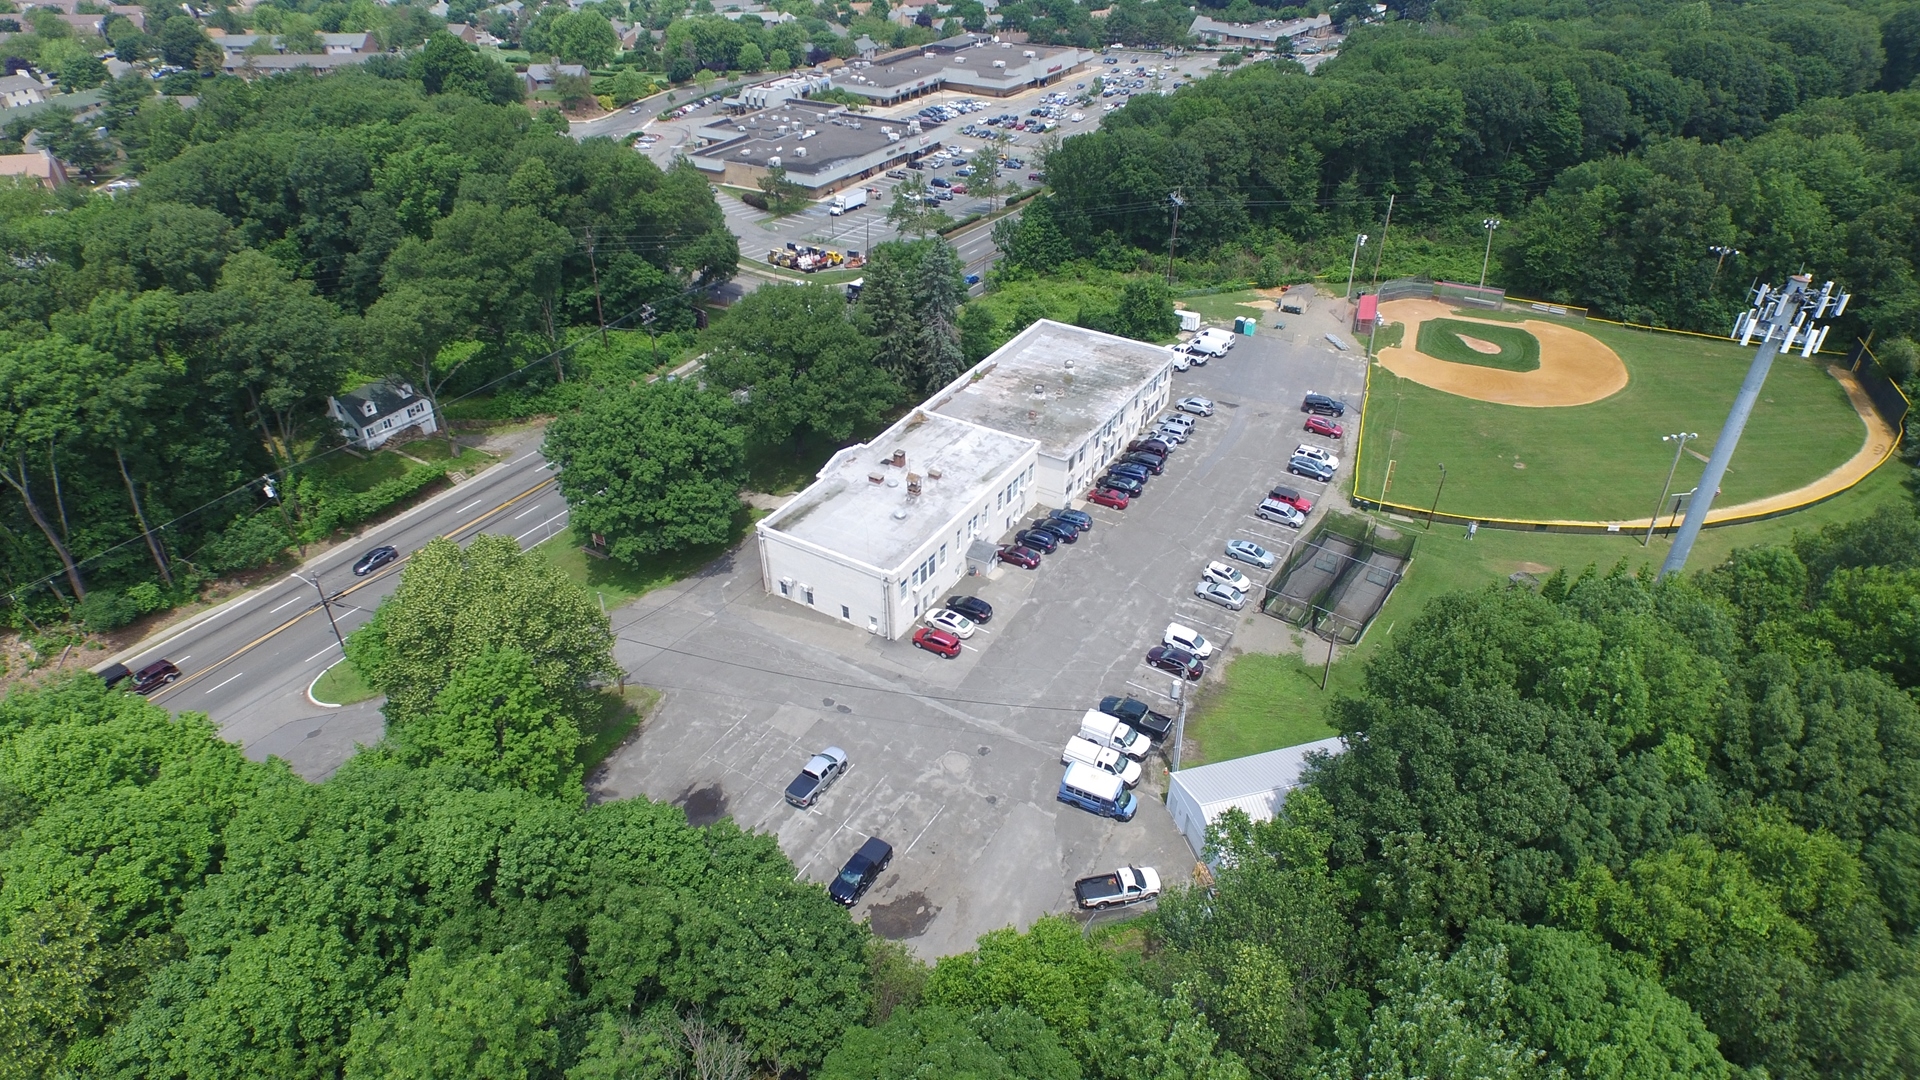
[1100,473,1144,496]
[1029,519,1078,543]
[1099,695,1174,739]
[829,836,893,905]
[1302,393,1346,417]
[946,595,993,623]
[1015,528,1059,554]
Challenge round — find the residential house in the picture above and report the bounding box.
[0,149,67,188]
[0,73,47,109]
[329,381,437,451]
[523,62,587,93]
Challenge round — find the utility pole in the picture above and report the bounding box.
[584,226,608,352]
[1644,432,1698,546]
[1345,233,1368,302]
[1169,678,1188,772]
[1369,193,1393,291]
[640,304,659,367]
[1661,275,1848,578]
[290,570,346,653]
[1478,218,1500,294]
[1165,191,1185,285]
[1426,462,1446,528]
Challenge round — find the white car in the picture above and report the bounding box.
[1154,424,1189,444]
[1294,444,1341,470]
[925,608,977,639]
[1225,540,1276,568]
[1194,579,1247,611]
[1164,622,1214,659]
[1204,560,1253,592]
[1176,396,1214,417]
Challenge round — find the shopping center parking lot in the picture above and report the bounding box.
[593,305,1367,957]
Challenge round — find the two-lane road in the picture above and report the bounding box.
[117,440,573,775]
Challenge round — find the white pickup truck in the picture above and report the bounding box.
[1073,866,1162,909]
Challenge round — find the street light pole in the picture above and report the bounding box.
[1478,218,1500,294]
[1426,463,1446,528]
[1345,233,1368,302]
[289,570,347,653]
[1644,432,1698,547]
[1165,191,1185,284]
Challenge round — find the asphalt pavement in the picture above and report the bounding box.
[114,433,569,778]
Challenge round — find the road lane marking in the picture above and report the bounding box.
[269,594,307,614]
[176,655,190,663]
[513,502,544,519]
[509,452,540,465]
[516,510,569,543]
[204,672,244,694]
[457,498,486,512]
[304,642,342,663]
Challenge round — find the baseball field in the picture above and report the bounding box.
[1356,301,1878,524]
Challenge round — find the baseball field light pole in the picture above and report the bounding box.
[1644,432,1698,547]
[1345,233,1368,302]
[1709,245,1740,286]
[1660,275,1848,579]
[1478,218,1500,294]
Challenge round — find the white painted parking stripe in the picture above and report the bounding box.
[905,804,945,855]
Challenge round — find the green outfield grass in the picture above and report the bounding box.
[1416,317,1540,372]
[1357,318,1866,522]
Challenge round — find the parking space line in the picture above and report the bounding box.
[904,804,945,855]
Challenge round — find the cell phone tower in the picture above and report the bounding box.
[1659,274,1850,579]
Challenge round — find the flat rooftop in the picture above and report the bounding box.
[931,320,1174,459]
[766,411,1036,571]
[698,102,942,178]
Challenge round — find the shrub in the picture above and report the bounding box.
[74,589,139,632]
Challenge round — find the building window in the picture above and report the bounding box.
[938,543,947,566]
[841,604,851,619]
[779,578,792,597]
[803,586,815,605]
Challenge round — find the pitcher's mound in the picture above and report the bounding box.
[1378,299,1628,407]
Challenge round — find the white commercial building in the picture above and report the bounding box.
[928,319,1177,507]
[757,320,1175,636]
[1166,737,1344,857]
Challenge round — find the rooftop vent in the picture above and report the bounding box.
[1064,358,1074,369]
[891,508,908,519]
[1032,383,1046,397]
[890,449,907,467]
[868,471,885,484]
[926,467,943,480]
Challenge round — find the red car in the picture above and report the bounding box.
[1305,416,1344,439]
[1086,488,1130,510]
[912,627,963,657]
[1267,486,1314,513]
[997,545,1041,568]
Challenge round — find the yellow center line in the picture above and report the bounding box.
[150,477,558,703]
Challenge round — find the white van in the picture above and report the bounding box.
[1164,622,1214,659]
[1063,736,1144,786]
[1079,709,1152,759]
[1188,328,1234,357]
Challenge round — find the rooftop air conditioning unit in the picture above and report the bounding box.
[992,59,1005,68]
[768,155,781,166]
[1022,49,1035,57]
[794,146,806,157]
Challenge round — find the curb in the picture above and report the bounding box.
[307,661,346,709]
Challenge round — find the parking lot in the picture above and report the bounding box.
[593,295,1367,957]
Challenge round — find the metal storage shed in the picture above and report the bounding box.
[1166,737,1344,857]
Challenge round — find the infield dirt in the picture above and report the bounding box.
[1376,298,1628,406]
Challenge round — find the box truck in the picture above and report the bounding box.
[829,187,869,215]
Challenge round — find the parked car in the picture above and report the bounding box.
[955,165,974,176]
[1204,560,1254,592]
[1159,413,1196,433]
[1176,396,1215,416]
[1029,518,1079,543]
[1120,452,1165,474]
[1074,866,1162,909]
[1098,695,1174,739]
[1107,462,1151,483]
[1164,622,1214,659]
[1127,437,1172,456]
[1226,539,1276,569]
[912,626,963,657]
[1305,415,1345,438]
[1086,488,1130,509]
[1267,486,1314,513]
[925,608,977,638]
[1152,424,1188,444]
[1147,644,1204,681]
[784,746,850,808]
[1194,579,1247,611]
[1099,474,1144,497]
[829,836,893,905]
[98,662,132,689]
[998,545,1041,568]
[1016,528,1059,554]
[1049,508,1093,531]
[946,595,993,623]
[930,176,951,187]
[886,168,908,178]
[352,545,399,576]
[130,659,181,695]
[1288,455,1336,482]
[1302,392,1347,416]
[951,183,969,194]
[1256,499,1307,528]
[1293,444,1341,470]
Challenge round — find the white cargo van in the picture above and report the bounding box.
[1188,328,1234,358]
[1079,709,1152,759]
[1063,736,1144,786]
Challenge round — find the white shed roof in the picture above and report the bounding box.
[1168,737,1343,854]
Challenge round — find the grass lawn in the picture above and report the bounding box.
[1357,318,1865,522]
[392,439,496,466]
[531,512,761,609]
[580,685,661,773]
[311,658,378,706]
[1416,317,1540,371]
[308,448,414,491]
[1182,458,1914,764]
[1176,289,1267,327]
